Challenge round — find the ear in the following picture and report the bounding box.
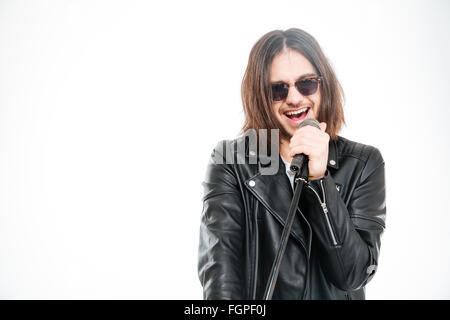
[319,122,327,132]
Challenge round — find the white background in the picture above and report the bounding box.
[1,0,449,299]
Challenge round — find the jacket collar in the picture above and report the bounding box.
[244,137,339,170]
[327,138,339,169]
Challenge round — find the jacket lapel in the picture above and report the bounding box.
[244,153,307,249]
[243,139,338,250]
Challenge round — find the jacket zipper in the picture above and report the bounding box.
[306,180,338,246]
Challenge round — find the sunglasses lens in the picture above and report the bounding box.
[271,83,289,101]
[296,79,319,96]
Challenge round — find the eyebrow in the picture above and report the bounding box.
[271,73,319,84]
[297,73,319,81]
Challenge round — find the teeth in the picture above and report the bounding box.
[286,107,308,116]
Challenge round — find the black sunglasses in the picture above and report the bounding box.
[271,76,322,101]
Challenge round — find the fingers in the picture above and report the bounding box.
[293,122,326,138]
[290,130,322,144]
[288,145,307,158]
[289,137,317,151]
[289,123,329,148]
[288,121,329,158]
[288,144,322,158]
[288,121,329,179]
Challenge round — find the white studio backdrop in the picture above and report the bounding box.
[1,0,449,299]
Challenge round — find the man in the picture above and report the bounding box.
[197,28,386,300]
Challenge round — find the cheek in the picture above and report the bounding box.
[272,102,283,116]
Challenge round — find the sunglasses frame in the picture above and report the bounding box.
[271,76,322,101]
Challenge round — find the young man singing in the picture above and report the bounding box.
[198,28,386,300]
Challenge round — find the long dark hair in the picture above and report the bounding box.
[240,28,345,142]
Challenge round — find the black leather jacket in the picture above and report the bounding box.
[198,135,386,300]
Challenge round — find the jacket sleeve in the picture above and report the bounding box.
[197,140,246,299]
[303,146,386,291]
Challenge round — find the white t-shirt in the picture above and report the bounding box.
[280,155,296,191]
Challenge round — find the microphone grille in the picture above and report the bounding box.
[298,118,320,129]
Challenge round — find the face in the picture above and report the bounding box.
[269,48,322,139]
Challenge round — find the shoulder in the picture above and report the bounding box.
[335,136,384,181]
[210,135,249,163]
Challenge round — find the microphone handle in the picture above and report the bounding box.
[290,153,305,173]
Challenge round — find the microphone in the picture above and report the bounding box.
[289,118,321,173]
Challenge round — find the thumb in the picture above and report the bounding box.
[319,122,327,132]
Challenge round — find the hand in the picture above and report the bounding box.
[288,122,330,180]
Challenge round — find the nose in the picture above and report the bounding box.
[285,83,305,106]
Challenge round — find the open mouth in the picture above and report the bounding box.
[283,107,311,124]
